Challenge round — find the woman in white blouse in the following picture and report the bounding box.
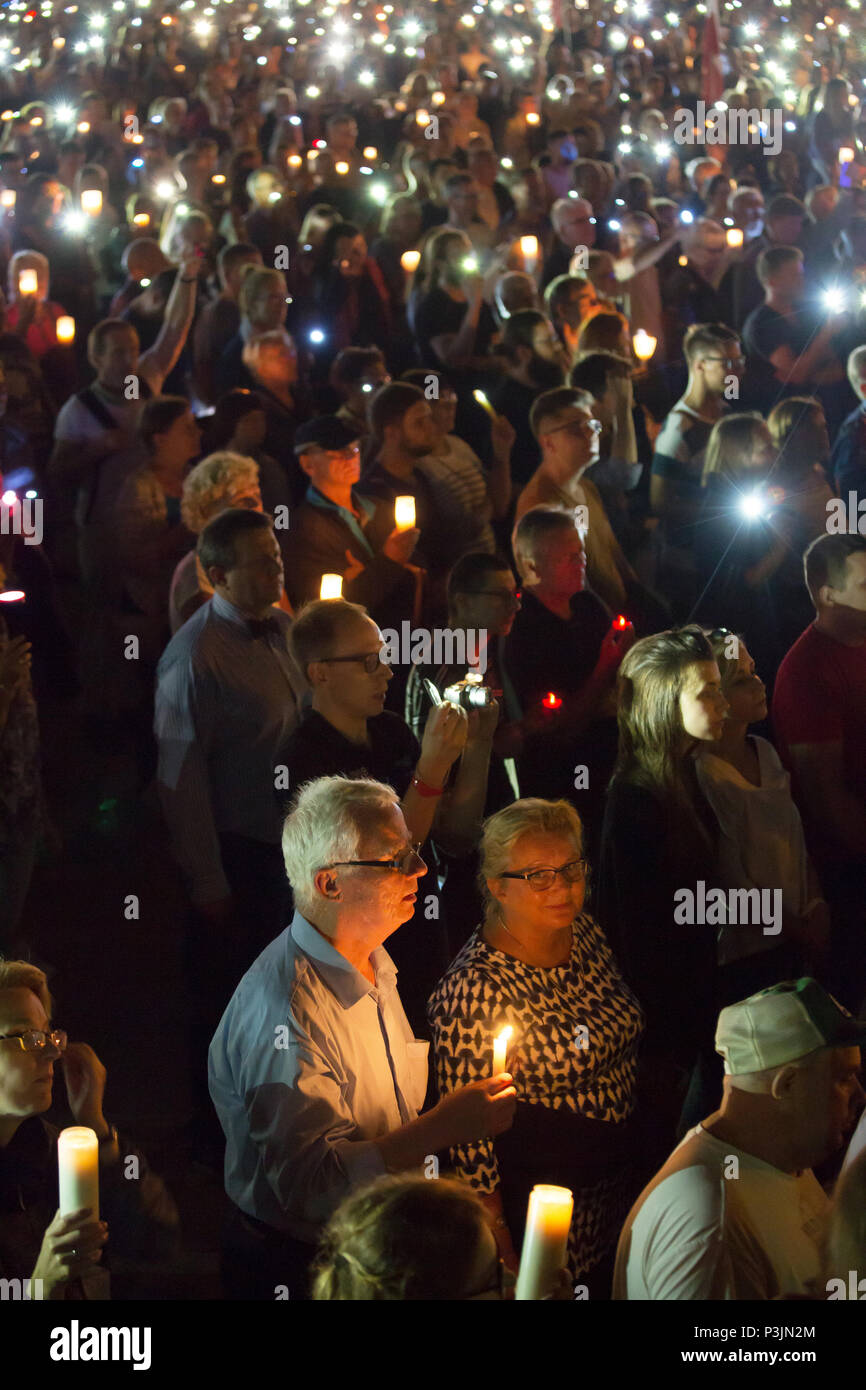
[696,629,830,1000]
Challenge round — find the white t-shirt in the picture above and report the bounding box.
[613,1124,829,1300]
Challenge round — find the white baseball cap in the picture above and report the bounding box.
[715,978,866,1076]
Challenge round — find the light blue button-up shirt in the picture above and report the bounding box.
[208,911,430,1241]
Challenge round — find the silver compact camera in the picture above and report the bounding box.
[441,672,494,709]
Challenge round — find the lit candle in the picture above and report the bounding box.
[515,1184,573,1300]
[415,108,430,127]
[335,160,350,176]
[363,146,378,160]
[56,315,75,344]
[472,388,496,418]
[319,573,343,599]
[0,189,15,210]
[81,189,103,216]
[613,614,628,630]
[839,146,855,164]
[57,1126,100,1220]
[18,269,38,295]
[211,173,226,185]
[632,329,657,361]
[132,212,151,226]
[492,1025,512,1075]
[77,121,90,135]
[287,154,303,170]
[394,496,416,531]
[725,227,744,249]
[401,249,421,273]
[526,111,540,126]
[519,234,539,274]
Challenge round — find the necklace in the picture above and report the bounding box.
[491,912,573,965]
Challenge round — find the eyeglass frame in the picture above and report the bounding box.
[498,858,589,892]
[0,1028,67,1053]
[319,650,389,674]
[323,842,426,876]
[701,355,746,369]
[544,417,603,439]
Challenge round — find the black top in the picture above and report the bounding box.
[410,287,497,377]
[280,709,419,803]
[596,775,719,1066]
[488,377,542,488]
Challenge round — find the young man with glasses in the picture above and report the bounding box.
[209,776,517,1298]
[650,322,746,619]
[285,598,499,1027]
[282,414,420,632]
[516,385,644,619]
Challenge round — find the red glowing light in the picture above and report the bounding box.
[614,614,628,629]
[542,691,562,710]
[0,589,25,602]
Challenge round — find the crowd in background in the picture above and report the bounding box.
[1,0,866,1304]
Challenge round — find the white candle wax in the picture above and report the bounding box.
[394,496,415,531]
[515,1184,573,1300]
[58,1126,100,1220]
[319,573,343,600]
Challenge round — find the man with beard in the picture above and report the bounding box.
[488,310,568,491]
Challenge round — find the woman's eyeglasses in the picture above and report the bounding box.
[499,859,588,892]
[0,1029,67,1053]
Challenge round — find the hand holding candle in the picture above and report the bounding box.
[519,234,539,276]
[515,1184,574,1300]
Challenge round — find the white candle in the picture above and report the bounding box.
[319,573,343,600]
[725,227,744,249]
[18,269,38,295]
[58,1126,100,1220]
[515,1184,573,1300]
[1,189,16,210]
[56,315,75,344]
[839,146,855,164]
[401,249,421,274]
[519,235,539,275]
[492,1025,512,1075]
[81,189,103,215]
[632,329,657,361]
[394,496,415,531]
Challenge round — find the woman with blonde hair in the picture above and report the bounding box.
[312,1175,513,1300]
[429,797,644,1297]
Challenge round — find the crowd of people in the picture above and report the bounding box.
[1,0,865,1305]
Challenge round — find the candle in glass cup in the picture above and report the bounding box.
[57,1126,100,1220]
[319,573,343,600]
[526,111,540,126]
[335,161,350,176]
[632,329,657,361]
[1,189,16,210]
[56,315,75,344]
[401,249,421,274]
[363,146,378,161]
[18,269,38,295]
[839,146,855,164]
[394,496,416,531]
[81,189,103,216]
[725,227,744,249]
[132,212,151,227]
[515,1184,573,1300]
[519,235,539,274]
[492,1025,512,1075]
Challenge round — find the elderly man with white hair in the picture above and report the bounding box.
[208,774,517,1300]
[614,979,866,1300]
[542,197,597,288]
[829,345,866,497]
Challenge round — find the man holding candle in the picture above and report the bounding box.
[209,776,516,1299]
[282,414,420,631]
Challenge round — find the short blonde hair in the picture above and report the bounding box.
[181,451,260,534]
[239,266,286,321]
[479,798,584,921]
[0,959,53,1018]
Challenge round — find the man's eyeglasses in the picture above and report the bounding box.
[320,651,388,674]
[313,446,361,461]
[324,843,426,876]
[0,1028,67,1053]
[500,858,588,892]
[703,356,746,369]
[546,418,603,439]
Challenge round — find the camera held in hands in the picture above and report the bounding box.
[442,671,494,709]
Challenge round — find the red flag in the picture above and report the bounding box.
[702,0,725,108]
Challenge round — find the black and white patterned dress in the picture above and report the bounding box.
[428,912,645,1283]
